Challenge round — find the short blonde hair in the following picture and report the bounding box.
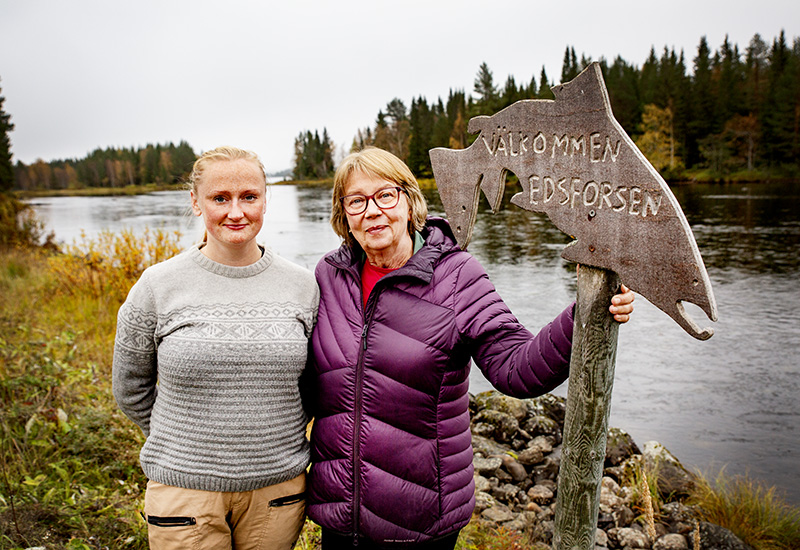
[331,147,428,246]
[189,146,267,193]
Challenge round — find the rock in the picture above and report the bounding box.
[530,519,554,545]
[522,415,561,441]
[660,501,696,526]
[481,503,515,523]
[474,474,491,493]
[532,448,561,482]
[613,505,635,528]
[473,391,529,421]
[495,468,513,482]
[594,528,609,548]
[699,521,755,550]
[606,427,641,467]
[473,456,503,476]
[527,484,554,504]
[654,533,689,550]
[599,476,624,510]
[474,490,496,512]
[526,501,543,513]
[597,511,615,529]
[501,454,528,481]
[617,527,650,548]
[526,393,566,424]
[529,434,554,453]
[517,446,544,465]
[503,511,533,532]
[474,409,520,442]
[472,422,498,440]
[643,441,696,497]
[471,434,511,457]
[492,483,521,504]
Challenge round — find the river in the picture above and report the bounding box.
[26,180,800,506]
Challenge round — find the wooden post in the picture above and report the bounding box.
[553,265,620,550]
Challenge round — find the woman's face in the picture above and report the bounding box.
[344,171,412,266]
[191,159,266,254]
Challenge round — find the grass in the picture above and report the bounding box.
[688,469,800,550]
[0,227,177,549]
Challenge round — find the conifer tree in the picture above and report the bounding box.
[561,46,579,83]
[0,79,15,192]
[473,62,497,113]
[537,67,554,99]
[688,36,716,166]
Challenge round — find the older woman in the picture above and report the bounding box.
[305,147,633,549]
[113,146,318,549]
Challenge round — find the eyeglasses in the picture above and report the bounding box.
[341,186,405,215]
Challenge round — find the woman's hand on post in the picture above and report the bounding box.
[610,284,634,323]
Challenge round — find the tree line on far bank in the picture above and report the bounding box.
[12,141,197,192]
[294,31,800,182]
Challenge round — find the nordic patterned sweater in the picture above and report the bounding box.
[112,244,319,493]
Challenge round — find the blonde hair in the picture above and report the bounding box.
[331,147,428,246]
[189,146,267,193]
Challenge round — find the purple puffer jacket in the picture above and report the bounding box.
[306,217,573,545]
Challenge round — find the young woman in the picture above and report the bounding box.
[112,146,319,549]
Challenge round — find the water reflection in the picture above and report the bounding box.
[27,181,800,505]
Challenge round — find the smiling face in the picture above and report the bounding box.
[344,170,413,269]
[190,158,267,264]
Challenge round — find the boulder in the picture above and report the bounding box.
[698,521,755,550]
[643,441,696,498]
[474,490,496,513]
[501,454,528,481]
[473,391,529,421]
[522,415,561,441]
[527,484,555,504]
[517,446,544,466]
[473,456,503,477]
[526,393,566,424]
[481,503,515,523]
[606,426,641,467]
[654,533,689,550]
[473,409,520,442]
[616,527,650,548]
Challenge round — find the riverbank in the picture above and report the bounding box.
[12,168,798,203]
[2,231,799,549]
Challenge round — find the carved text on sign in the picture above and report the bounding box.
[481,130,621,163]
[525,175,662,218]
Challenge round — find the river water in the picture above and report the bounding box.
[26,180,800,505]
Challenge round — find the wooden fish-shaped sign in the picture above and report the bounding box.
[430,63,717,340]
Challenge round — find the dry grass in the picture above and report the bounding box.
[688,469,800,550]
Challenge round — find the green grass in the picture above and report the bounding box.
[688,469,800,550]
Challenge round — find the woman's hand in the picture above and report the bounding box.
[610,284,635,323]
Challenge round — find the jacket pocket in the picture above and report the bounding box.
[147,514,197,526]
[269,491,306,507]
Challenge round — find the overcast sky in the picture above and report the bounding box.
[1,0,797,173]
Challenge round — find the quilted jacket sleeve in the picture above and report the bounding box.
[452,253,574,398]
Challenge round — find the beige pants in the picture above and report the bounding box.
[143,473,306,550]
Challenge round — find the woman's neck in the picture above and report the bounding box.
[364,235,414,269]
[200,240,263,266]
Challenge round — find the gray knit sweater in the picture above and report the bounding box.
[112,244,319,492]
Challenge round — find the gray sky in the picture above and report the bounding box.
[1,0,797,173]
